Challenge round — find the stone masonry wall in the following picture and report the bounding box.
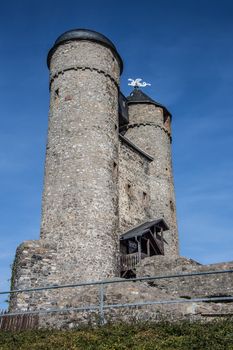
[118,139,151,233]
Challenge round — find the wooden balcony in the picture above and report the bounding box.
[119,218,168,278]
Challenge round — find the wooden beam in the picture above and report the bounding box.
[147,239,150,256]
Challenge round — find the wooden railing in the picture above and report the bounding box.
[120,252,148,272]
[0,309,38,331]
[120,252,140,272]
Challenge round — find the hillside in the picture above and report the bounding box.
[0,320,233,350]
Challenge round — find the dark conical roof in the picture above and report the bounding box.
[127,88,171,119]
[47,28,123,73]
[127,88,156,104]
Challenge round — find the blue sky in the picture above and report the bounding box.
[0,0,233,301]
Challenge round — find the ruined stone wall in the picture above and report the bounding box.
[11,247,233,325]
[123,104,179,256]
[137,256,233,300]
[118,139,151,233]
[38,257,233,328]
[10,241,58,311]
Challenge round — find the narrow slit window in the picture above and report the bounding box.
[113,161,118,177]
[143,191,147,204]
[55,88,59,97]
[126,183,131,195]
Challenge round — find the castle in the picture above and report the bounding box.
[10,29,233,325]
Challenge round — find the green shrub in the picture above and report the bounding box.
[0,319,233,350]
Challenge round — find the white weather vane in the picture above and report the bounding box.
[128,78,151,88]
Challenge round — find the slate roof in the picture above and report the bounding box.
[127,89,171,119]
[120,218,169,240]
[47,29,123,73]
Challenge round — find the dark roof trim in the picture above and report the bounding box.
[120,218,169,240]
[47,29,123,74]
[119,134,154,162]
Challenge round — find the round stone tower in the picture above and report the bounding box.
[123,89,179,256]
[41,29,123,281]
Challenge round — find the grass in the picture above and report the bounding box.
[0,319,233,350]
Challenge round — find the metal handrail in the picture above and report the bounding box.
[1,269,233,295]
[2,296,233,318]
[1,269,233,325]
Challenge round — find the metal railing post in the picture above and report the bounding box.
[99,283,105,325]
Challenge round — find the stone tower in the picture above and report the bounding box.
[41,29,123,281]
[122,89,179,255]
